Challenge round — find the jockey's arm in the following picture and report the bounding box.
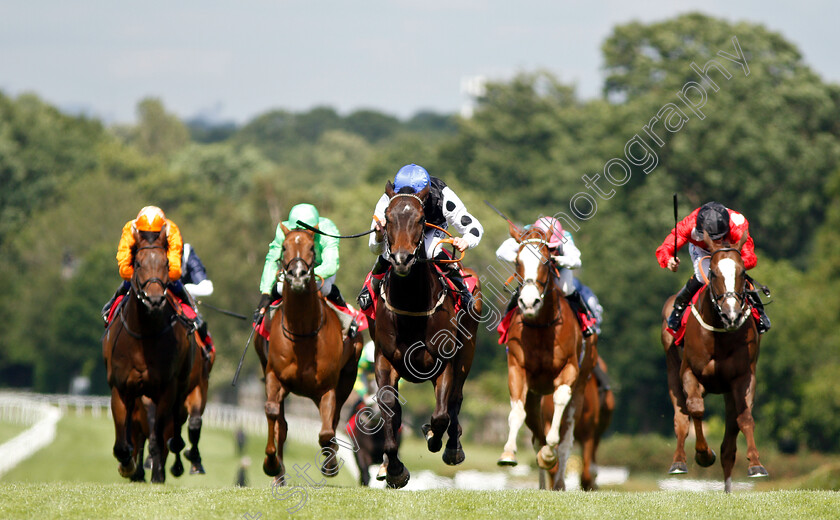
[368,193,389,255]
[186,279,214,298]
[552,232,581,269]
[655,209,698,269]
[314,218,340,280]
[441,187,483,249]
[164,220,183,281]
[495,237,519,264]
[259,223,286,295]
[117,220,136,280]
[183,245,214,297]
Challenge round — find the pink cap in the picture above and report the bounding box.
[533,216,564,249]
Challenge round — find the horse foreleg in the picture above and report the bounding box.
[552,377,584,491]
[316,389,341,478]
[263,371,285,478]
[110,388,136,478]
[682,368,715,467]
[524,391,551,469]
[667,346,690,474]
[443,361,468,466]
[498,361,527,466]
[733,372,768,480]
[425,364,453,454]
[184,385,206,474]
[375,358,409,489]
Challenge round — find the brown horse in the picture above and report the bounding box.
[262,225,362,482]
[102,229,194,483]
[371,181,483,489]
[661,231,768,493]
[130,332,215,481]
[497,222,596,490]
[541,355,614,490]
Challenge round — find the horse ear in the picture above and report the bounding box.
[385,180,395,198]
[735,230,749,251]
[416,184,430,201]
[280,223,291,236]
[702,230,716,250]
[508,221,522,241]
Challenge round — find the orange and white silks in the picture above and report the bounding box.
[116,219,183,281]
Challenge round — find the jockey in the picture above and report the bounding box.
[656,201,771,334]
[101,206,195,328]
[255,203,356,337]
[181,243,215,351]
[495,216,598,337]
[357,163,484,311]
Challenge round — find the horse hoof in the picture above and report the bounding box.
[118,459,137,478]
[263,456,282,477]
[695,449,716,468]
[537,445,557,470]
[497,451,518,467]
[422,423,442,453]
[171,459,185,477]
[668,462,688,474]
[386,465,410,489]
[273,475,286,487]
[376,462,388,481]
[190,463,205,475]
[442,446,465,466]
[747,465,769,478]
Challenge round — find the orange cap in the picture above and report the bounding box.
[135,206,166,232]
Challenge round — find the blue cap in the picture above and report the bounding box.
[394,164,430,193]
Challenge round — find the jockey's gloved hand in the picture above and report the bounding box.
[254,293,271,322]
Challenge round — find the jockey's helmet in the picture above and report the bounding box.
[532,216,565,249]
[135,206,166,232]
[696,201,729,240]
[394,164,430,193]
[288,203,320,229]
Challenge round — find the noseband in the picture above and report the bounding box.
[384,193,426,260]
[517,238,553,301]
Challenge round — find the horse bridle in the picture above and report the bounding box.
[383,193,426,261]
[131,245,169,307]
[516,237,553,302]
[705,247,751,328]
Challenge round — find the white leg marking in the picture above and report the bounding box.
[546,384,571,447]
[503,400,526,453]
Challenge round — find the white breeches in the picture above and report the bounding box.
[689,244,711,281]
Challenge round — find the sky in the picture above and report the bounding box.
[1,1,838,125]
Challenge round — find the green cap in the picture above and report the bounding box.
[287,203,320,229]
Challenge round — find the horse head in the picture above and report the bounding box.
[131,229,170,312]
[280,224,317,293]
[703,230,750,330]
[383,180,430,277]
[511,222,554,319]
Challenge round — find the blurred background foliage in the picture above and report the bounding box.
[1,13,839,453]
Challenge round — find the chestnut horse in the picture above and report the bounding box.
[540,355,614,490]
[130,336,215,481]
[497,223,596,490]
[372,182,482,489]
[661,231,768,493]
[102,229,194,483]
[262,225,362,482]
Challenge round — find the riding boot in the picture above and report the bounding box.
[197,321,215,353]
[326,284,358,339]
[445,264,474,311]
[505,288,521,314]
[566,290,596,337]
[102,281,130,326]
[357,255,388,311]
[746,291,772,334]
[667,275,704,332]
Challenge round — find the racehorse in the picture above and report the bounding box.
[261,225,362,482]
[102,228,194,483]
[372,181,483,489]
[540,355,614,491]
[661,230,768,493]
[497,222,596,490]
[346,398,402,486]
[130,333,215,481]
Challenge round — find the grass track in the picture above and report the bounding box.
[0,421,28,444]
[1,482,839,520]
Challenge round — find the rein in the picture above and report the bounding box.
[379,283,448,317]
[696,248,751,331]
[117,289,187,340]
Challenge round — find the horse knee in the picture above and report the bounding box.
[265,401,280,420]
[686,397,704,418]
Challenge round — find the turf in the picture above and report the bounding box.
[0,421,28,445]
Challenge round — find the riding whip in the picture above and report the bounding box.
[673,193,679,262]
[197,300,248,320]
[483,200,516,226]
[231,310,263,386]
[295,220,376,239]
